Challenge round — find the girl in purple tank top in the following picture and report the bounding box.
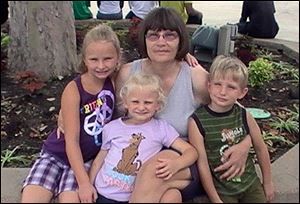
[21,24,121,203]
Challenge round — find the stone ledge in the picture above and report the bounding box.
[1,143,298,204]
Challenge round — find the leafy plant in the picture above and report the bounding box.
[1,146,31,167]
[262,131,295,146]
[248,58,275,87]
[269,117,299,134]
[250,131,295,156]
[1,32,10,48]
[272,61,299,80]
[290,104,299,121]
[255,49,278,62]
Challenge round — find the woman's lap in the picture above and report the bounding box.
[134,149,205,201]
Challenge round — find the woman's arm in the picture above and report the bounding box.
[191,65,210,105]
[188,118,223,203]
[246,112,274,202]
[214,135,251,181]
[61,81,95,203]
[113,62,132,118]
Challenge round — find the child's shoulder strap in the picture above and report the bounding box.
[73,74,84,93]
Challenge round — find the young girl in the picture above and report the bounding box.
[21,24,120,203]
[89,73,198,203]
[188,55,274,203]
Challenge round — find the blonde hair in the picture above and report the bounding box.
[120,73,166,111]
[209,55,248,88]
[77,24,121,73]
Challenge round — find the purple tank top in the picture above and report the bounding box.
[43,75,115,165]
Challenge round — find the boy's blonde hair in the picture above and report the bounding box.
[77,24,121,73]
[120,73,166,111]
[209,55,248,88]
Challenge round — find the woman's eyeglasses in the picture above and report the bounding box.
[145,31,178,41]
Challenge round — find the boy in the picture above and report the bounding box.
[188,55,274,203]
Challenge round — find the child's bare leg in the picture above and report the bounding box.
[160,188,182,203]
[21,185,53,203]
[58,191,80,203]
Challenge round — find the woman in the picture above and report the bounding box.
[115,7,252,202]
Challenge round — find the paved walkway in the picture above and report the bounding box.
[89,1,299,42]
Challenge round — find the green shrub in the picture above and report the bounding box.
[1,32,10,48]
[270,117,299,134]
[248,58,275,87]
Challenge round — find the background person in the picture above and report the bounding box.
[96,1,124,20]
[72,1,93,20]
[125,1,159,20]
[160,1,203,25]
[237,1,279,38]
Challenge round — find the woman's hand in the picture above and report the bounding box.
[214,142,249,180]
[184,53,199,67]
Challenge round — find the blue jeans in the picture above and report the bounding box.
[97,11,123,20]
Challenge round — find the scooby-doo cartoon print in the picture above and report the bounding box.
[113,133,145,176]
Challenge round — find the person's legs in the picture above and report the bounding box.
[160,188,182,203]
[21,185,53,203]
[96,11,123,20]
[181,163,206,202]
[57,160,93,202]
[21,152,61,202]
[219,194,239,203]
[58,191,80,203]
[130,150,192,202]
[237,22,249,35]
[240,178,267,203]
[125,11,136,19]
[96,193,128,203]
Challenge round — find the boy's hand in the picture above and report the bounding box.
[263,182,275,202]
[155,158,178,180]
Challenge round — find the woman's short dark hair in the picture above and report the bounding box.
[138,7,189,60]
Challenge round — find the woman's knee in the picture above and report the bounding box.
[160,189,182,203]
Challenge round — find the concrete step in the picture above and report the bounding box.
[1,144,298,203]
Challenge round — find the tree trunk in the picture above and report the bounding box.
[8,1,77,81]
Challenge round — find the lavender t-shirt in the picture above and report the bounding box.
[94,117,179,201]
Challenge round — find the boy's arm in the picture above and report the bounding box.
[246,112,274,202]
[188,118,223,203]
[61,81,95,203]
